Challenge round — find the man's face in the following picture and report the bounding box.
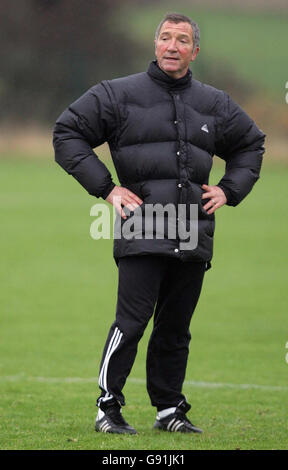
[154,21,199,79]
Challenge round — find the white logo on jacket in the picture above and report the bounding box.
[201,124,209,133]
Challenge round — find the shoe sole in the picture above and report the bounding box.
[95,424,137,435]
[153,422,203,433]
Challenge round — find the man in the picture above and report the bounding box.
[53,13,265,435]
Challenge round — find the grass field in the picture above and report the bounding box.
[0,154,287,450]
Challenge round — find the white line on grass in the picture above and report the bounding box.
[0,373,287,392]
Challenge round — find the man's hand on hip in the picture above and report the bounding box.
[201,184,227,215]
[105,186,143,219]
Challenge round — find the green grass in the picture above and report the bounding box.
[0,155,288,450]
[116,4,288,100]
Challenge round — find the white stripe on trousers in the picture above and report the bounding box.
[98,326,123,394]
[98,327,120,390]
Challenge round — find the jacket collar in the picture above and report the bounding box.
[147,60,192,91]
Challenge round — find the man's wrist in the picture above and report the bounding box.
[217,184,232,205]
[102,182,116,200]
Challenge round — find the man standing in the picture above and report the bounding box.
[53,13,265,435]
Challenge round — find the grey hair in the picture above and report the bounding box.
[155,12,200,51]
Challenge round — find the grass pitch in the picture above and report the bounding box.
[0,155,287,450]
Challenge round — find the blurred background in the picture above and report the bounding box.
[0,0,287,158]
[0,0,288,450]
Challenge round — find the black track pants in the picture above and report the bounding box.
[97,255,206,409]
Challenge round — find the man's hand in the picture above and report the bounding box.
[105,186,143,219]
[201,184,227,215]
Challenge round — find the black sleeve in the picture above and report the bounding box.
[215,93,266,206]
[53,82,117,199]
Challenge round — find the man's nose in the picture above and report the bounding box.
[167,38,177,51]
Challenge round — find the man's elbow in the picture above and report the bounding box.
[251,125,266,156]
[52,122,71,172]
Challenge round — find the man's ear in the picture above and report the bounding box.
[191,46,200,62]
[154,38,158,56]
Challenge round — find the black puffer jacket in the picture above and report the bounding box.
[53,61,265,266]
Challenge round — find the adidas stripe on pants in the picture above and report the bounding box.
[97,255,206,409]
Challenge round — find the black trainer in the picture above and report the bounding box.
[95,399,137,435]
[153,400,203,434]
